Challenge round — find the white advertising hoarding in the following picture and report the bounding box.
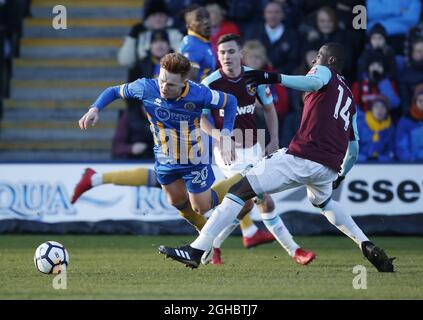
[0,163,422,223]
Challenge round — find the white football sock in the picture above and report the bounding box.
[241,224,258,238]
[91,173,103,187]
[213,219,240,248]
[261,212,299,256]
[191,195,244,251]
[321,200,369,247]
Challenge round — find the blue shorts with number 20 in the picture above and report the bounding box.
[155,163,215,194]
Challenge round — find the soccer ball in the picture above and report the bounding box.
[34,241,69,274]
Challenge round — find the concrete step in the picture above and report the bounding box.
[32,0,142,8]
[13,66,126,81]
[21,37,122,47]
[0,151,112,161]
[0,139,112,152]
[20,38,122,59]
[14,58,120,68]
[4,99,126,109]
[11,79,121,100]
[31,6,142,19]
[3,105,122,120]
[0,127,115,141]
[21,46,118,59]
[23,26,130,39]
[25,17,138,28]
[1,119,117,130]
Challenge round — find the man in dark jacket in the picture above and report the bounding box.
[244,1,300,74]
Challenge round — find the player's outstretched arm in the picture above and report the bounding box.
[78,85,124,130]
[244,67,330,92]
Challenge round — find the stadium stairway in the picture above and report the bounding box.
[0,0,143,161]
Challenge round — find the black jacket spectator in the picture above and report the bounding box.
[245,1,300,74]
[357,23,397,81]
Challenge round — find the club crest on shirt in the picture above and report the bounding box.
[184,102,196,112]
[246,83,257,96]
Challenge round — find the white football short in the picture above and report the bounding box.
[214,143,264,178]
[245,148,338,206]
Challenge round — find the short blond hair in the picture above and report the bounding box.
[242,40,268,61]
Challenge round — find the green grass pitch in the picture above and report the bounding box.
[0,235,422,299]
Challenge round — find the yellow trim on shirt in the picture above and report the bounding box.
[187,29,210,43]
[200,68,210,81]
[170,128,179,161]
[146,113,158,146]
[221,93,228,109]
[193,117,203,155]
[156,121,169,155]
[176,82,190,101]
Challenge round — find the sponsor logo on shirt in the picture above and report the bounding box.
[219,103,255,117]
[155,107,170,121]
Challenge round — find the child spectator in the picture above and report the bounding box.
[357,96,395,162]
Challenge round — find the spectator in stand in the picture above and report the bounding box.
[295,44,318,75]
[352,53,400,120]
[357,96,395,162]
[128,29,173,82]
[225,0,264,35]
[242,40,295,147]
[244,1,300,74]
[358,23,397,81]
[399,38,423,116]
[206,1,241,58]
[300,0,364,31]
[395,84,423,161]
[112,109,154,160]
[303,6,356,83]
[117,0,182,69]
[163,0,207,33]
[367,0,421,54]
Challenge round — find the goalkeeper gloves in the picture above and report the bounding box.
[243,70,281,87]
[332,175,345,190]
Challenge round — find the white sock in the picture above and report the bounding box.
[213,219,240,248]
[91,173,103,187]
[261,212,299,256]
[241,224,258,238]
[191,195,244,251]
[321,200,369,247]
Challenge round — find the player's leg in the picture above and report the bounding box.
[159,176,258,268]
[159,149,302,267]
[206,199,254,265]
[158,172,207,233]
[306,167,395,272]
[211,143,274,256]
[256,194,316,265]
[71,167,159,203]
